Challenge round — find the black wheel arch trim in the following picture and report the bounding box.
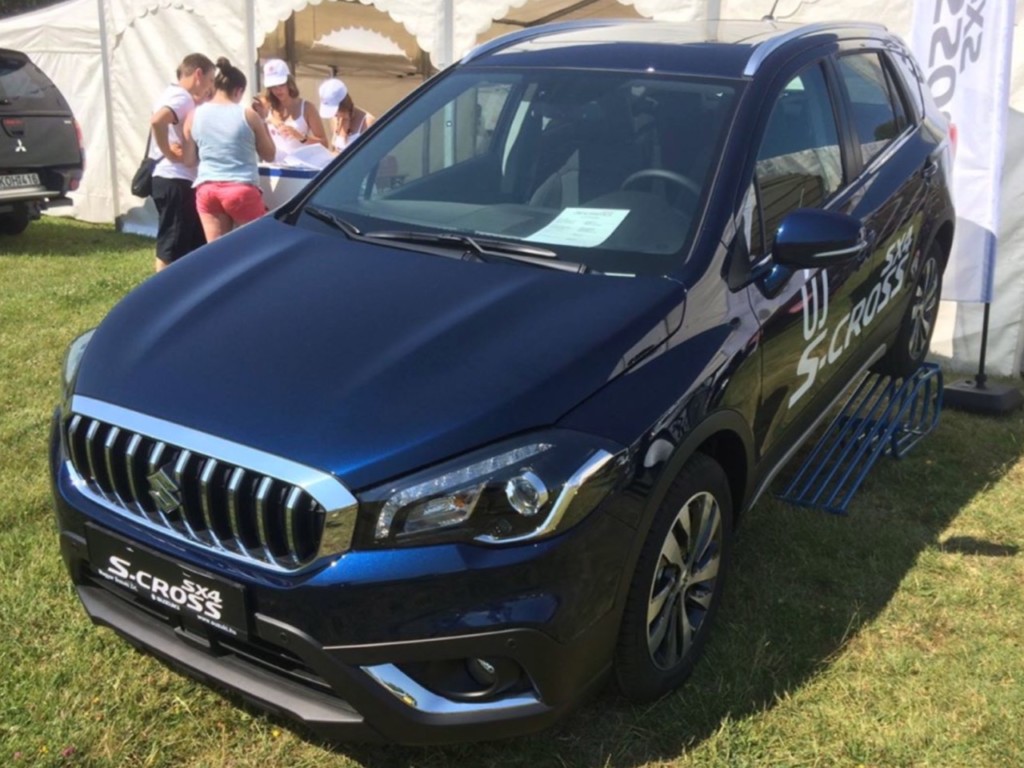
[610,409,754,616]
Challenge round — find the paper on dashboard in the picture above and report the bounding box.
[524,208,629,248]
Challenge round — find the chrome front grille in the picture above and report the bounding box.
[63,397,358,572]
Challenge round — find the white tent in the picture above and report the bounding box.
[2,0,1022,375]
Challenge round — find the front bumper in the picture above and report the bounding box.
[53,437,634,744]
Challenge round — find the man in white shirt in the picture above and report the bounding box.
[149,53,215,272]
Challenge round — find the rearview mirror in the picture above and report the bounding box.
[772,209,867,268]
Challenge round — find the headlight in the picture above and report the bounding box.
[62,328,96,395]
[360,430,624,548]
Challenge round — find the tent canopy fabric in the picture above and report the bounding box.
[1,0,1022,375]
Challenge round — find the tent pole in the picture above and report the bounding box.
[95,0,121,225]
[246,0,257,94]
[285,14,296,75]
[439,0,454,67]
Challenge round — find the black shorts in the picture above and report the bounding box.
[152,176,206,265]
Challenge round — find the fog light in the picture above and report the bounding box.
[467,657,498,686]
[465,656,521,697]
[505,471,548,517]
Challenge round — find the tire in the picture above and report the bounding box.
[614,452,733,701]
[0,204,31,236]
[874,240,943,378]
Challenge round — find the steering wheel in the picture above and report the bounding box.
[620,168,702,204]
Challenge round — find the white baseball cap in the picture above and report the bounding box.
[318,78,349,118]
[263,59,290,88]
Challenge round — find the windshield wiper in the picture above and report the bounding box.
[364,231,587,273]
[304,205,362,239]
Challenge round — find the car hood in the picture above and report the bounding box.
[75,217,685,490]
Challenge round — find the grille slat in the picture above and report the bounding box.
[124,433,145,515]
[172,450,199,537]
[62,402,350,573]
[199,458,224,548]
[84,420,103,492]
[103,426,127,504]
[255,476,274,559]
[68,415,85,476]
[284,487,302,567]
[226,467,254,558]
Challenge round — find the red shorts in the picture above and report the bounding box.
[195,182,266,225]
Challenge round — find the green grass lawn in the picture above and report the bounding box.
[2,218,1023,767]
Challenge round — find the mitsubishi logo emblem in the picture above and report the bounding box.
[147,465,182,514]
[14,139,26,153]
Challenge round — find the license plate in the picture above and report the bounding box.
[86,525,249,638]
[0,173,40,189]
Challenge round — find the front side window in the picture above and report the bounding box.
[305,69,738,276]
[837,52,904,166]
[754,65,843,255]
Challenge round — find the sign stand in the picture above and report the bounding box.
[943,303,1023,414]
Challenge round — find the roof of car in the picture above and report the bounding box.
[463,19,890,78]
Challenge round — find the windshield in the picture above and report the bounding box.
[304,68,737,276]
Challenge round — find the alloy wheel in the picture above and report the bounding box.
[908,255,940,361]
[646,490,723,670]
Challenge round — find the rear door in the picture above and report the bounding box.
[0,51,81,174]
[829,48,932,352]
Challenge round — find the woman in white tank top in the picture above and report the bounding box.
[260,59,328,162]
[318,78,376,153]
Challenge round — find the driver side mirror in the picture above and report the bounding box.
[772,209,868,268]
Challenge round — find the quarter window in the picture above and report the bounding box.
[754,65,842,255]
[837,52,903,166]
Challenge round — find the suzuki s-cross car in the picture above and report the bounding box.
[52,20,954,743]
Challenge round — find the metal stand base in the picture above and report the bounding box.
[777,363,943,515]
[943,378,1023,414]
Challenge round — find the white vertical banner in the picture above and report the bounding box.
[909,0,1015,303]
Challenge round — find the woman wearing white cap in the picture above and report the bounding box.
[261,59,327,161]
[319,78,375,152]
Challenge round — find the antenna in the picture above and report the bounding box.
[763,0,782,20]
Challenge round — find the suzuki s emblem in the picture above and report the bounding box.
[147,466,182,514]
[15,139,27,153]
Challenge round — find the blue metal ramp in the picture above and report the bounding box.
[777,363,943,515]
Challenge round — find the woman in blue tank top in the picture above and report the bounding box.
[182,57,276,242]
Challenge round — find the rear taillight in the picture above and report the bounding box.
[948,121,958,159]
[1,116,25,136]
[70,121,84,192]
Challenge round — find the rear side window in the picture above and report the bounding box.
[0,55,64,111]
[754,64,843,255]
[890,50,925,121]
[836,53,904,166]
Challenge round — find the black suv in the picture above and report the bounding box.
[51,20,953,743]
[0,49,83,235]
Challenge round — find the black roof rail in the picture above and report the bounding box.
[743,21,888,76]
[460,18,625,65]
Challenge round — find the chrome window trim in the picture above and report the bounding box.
[743,22,888,77]
[67,395,359,571]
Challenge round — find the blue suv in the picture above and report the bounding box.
[51,19,954,743]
